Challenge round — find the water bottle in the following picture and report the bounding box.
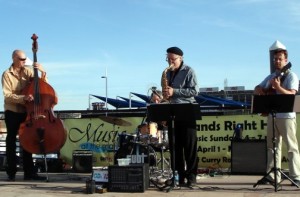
[174,170,179,185]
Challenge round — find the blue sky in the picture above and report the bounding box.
[1,0,300,111]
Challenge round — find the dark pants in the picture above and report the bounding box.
[168,120,198,182]
[5,110,35,177]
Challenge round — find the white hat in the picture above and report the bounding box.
[269,40,286,51]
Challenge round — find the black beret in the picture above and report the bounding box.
[166,47,183,56]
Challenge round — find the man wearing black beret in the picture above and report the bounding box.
[162,46,199,187]
[166,47,184,56]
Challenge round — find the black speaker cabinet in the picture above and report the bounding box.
[72,150,93,173]
[231,140,267,175]
[108,164,149,192]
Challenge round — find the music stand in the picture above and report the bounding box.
[252,95,300,191]
[147,103,201,192]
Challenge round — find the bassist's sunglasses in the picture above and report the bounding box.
[18,57,27,61]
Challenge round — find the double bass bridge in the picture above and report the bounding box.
[34,114,46,120]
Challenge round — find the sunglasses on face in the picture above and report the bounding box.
[18,57,27,61]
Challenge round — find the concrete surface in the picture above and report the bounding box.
[1,170,300,196]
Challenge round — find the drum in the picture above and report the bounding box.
[151,129,169,148]
[139,134,151,145]
[138,122,158,144]
[149,122,158,137]
[114,142,157,166]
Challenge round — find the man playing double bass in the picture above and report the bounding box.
[1,49,47,181]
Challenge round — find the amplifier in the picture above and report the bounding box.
[72,150,93,173]
[231,140,267,175]
[108,164,149,192]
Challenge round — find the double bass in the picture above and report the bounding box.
[19,34,67,154]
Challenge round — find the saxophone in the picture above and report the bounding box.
[161,64,174,102]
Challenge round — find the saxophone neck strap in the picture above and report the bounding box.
[169,62,183,86]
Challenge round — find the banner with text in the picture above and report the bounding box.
[59,114,296,169]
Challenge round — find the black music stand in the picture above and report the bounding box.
[147,103,201,192]
[252,95,299,191]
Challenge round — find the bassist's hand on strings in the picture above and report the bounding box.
[33,62,44,71]
[23,94,34,102]
[33,62,47,79]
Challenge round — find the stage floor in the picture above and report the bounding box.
[0,170,300,197]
